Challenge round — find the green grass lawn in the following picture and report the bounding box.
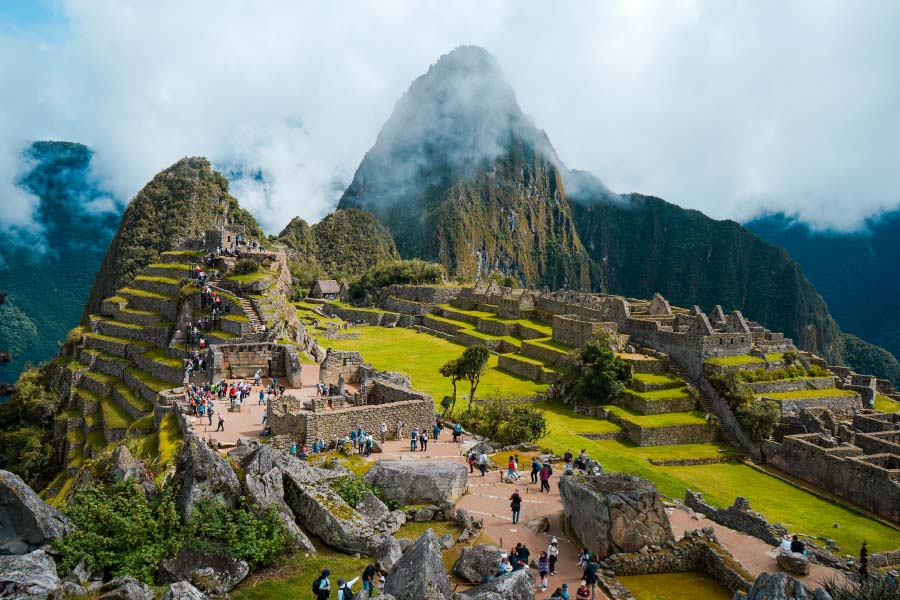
[227,270,271,284]
[632,372,683,385]
[435,303,497,319]
[761,388,857,400]
[143,348,183,368]
[481,315,553,335]
[875,394,900,413]
[100,396,133,429]
[148,262,193,271]
[705,355,765,366]
[315,325,547,402]
[604,405,708,427]
[233,547,369,600]
[135,275,180,285]
[535,401,899,552]
[119,286,174,301]
[624,387,693,401]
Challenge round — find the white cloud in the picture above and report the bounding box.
[1,0,899,233]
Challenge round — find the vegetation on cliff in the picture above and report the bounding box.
[348,259,446,301]
[277,208,399,298]
[83,157,264,319]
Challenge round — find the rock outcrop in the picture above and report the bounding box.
[172,436,242,521]
[162,581,209,600]
[558,473,674,559]
[282,472,384,555]
[98,576,155,600]
[69,446,156,502]
[459,568,536,600]
[383,529,451,600]
[776,552,811,576]
[0,550,60,599]
[736,572,832,600]
[159,551,249,594]
[0,470,73,555]
[364,461,467,506]
[356,492,406,535]
[243,466,315,553]
[453,544,505,584]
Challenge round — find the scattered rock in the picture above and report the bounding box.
[523,516,549,534]
[61,581,89,597]
[158,551,249,594]
[384,529,451,600]
[414,507,436,522]
[455,508,474,530]
[356,492,391,527]
[162,581,209,600]
[558,473,674,559]
[98,576,155,600]
[0,550,61,599]
[0,470,73,555]
[379,510,407,535]
[465,441,494,456]
[172,436,242,521]
[739,572,831,600]
[398,538,414,552]
[439,533,454,550]
[243,465,315,553]
[226,438,260,462]
[65,560,90,586]
[364,461,467,506]
[453,544,505,584]
[375,536,403,570]
[459,568,536,599]
[777,552,811,576]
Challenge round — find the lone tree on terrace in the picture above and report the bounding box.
[458,345,490,412]
[565,336,628,405]
[439,357,463,416]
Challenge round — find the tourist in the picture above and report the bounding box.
[259,389,265,405]
[498,553,513,573]
[540,462,552,493]
[509,488,522,524]
[548,537,559,575]
[574,449,588,470]
[467,451,476,473]
[790,535,806,555]
[549,583,570,599]
[582,555,600,596]
[215,413,224,432]
[433,422,441,440]
[531,457,541,483]
[482,569,498,584]
[300,445,308,460]
[779,534,792,553]
[859,541,869,581]
[291,442,297,456]
[454,422,463,443]
[515,542,530,565]
[578,548,593,569]
[420,431,429,452]
[361,561,387,596]
[350,428,358,449]
[410,427,418,451]
[207,402,214,426]
[313,569,331,600]
[477,451,489,476]
[506,456,520,482]
[537,551,550,591]
[886,570,898,587]
[576,581,591,599]
[254,369,261,386]
[564,448,573,465]
[380,422,387,443]
[365,435,373,457]
[396,419,404,439]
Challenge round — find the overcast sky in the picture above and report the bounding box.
[1,0,899,235]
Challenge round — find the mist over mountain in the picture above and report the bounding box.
[0,142,121,382]
[749,212,900,370]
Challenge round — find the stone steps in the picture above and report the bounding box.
[237,296,265,331]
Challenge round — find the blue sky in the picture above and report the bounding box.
[1,1,899,234]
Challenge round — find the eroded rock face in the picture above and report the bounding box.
[243,466,315,553]
[0,470,73,555]
[281,472,385,555]
[459,568,536,600]
[737,572,832,600]
[0,550,60,599]
[364,461,467,506]
[776,552,811,576]
[558,473,674,559]
[158,551,249,594]
[453,544,505,584]
[383,529,451,600]
[357,492,391,526]
[162,581,209,600]
[172,436,241,521]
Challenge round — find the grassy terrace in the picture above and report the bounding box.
[115,382,153,413]
[764,352,785,361]
[875,394,900,413]
[632,372,683,386]
[624,386,694,401]
[100,396,133,428]
[83,413,99,430]
[143,348,183,368]
[223,313,250,322]
[435,303,497,319]
[604,405,708,427]
[760,388,858,400]
[126,367,175,393]
[161,249,204,256]
[121,305,160,316]
[135,275,181,285]
[481,314,553,335]
[82,370,119,386]
[85,430,107,452]
[148,262,193,270]
[226,270,271,284]
[83,332,151,348]
[705,355,765,366]
[525,337,575,354]
[119,286,174,301]
[501,352,559,371]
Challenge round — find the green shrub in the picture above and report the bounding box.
[349,259,445,300]
[331,476,379,508]
[782,350,799,366]
[736,365,808,382]
[457,398,547,447]
[735,399,780,442]
[232,257,260,276]
[560,337,628,405]
[808,364,829,377]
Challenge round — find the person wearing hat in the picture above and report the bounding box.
[313,569,331,600]
[576,580,591,599]
[547,537,560,576]
[498,553,513,573]
[550,582,570,599]
[336,576,359,600]
[886,570,898,587]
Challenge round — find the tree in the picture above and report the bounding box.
[565,337,628,405]
[458,345,490,411]
[439,358,463,415]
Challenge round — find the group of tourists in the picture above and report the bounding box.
[312,561,388,600]
[316,382,340,397]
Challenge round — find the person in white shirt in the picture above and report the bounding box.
[336,576,359,600]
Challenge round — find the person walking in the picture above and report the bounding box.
[380,422,387,443]
[540,462,552,493]
[467,451,476,474]
[860,541,869,581]
[215,413,224,432]
[537,551,550,591]
[454,422,462,443]
[509,489,522,524]
[582,555,600,599]
[313,569,331,600]
[477,451,488,476]
[506,456,520,482]
[396,419,404,440]
[207,402,214,426]
[410,428,418,451]
[548,537,559,575]
[531,457,541,484]
[420,431,429,452]
[433,422,441,441]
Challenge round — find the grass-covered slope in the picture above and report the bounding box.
[82,157,264,320]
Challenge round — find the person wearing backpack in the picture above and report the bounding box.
[540,462,552,493]
[312,569,331,599]
[509,488,522,524]
[335,576,358,600]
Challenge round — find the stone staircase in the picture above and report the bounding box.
[238,296,265,333]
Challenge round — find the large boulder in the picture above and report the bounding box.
[383,529,451,600]
[0,550,60,599]
[98,576,155,600]
[243,466,316,553]
[243,445,349,484]
[777,552,811,576]
[737,572,832,600]
[558,473,674,559]
[364,461,467,506]
[356,492,406,535]
[459,568,536,600]
[281,472,385,555]
[162,581,209,600]
[375,536,403,570]
[0,470,73,555]
[158,551,249,594]
[172,436,241,521]
[453,544,505,584]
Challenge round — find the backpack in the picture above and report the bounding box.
[311,577,323,594]
[547,465,553,476]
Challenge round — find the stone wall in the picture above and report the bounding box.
[684,491,785,545]
[209,342,300,383]
[606,414,716,447]
[746,377,836,395]
[270,399,434,444]
[617,391,697,415]
[772,393,861,422]
[552,314,618,348]
[319,350,366,386]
